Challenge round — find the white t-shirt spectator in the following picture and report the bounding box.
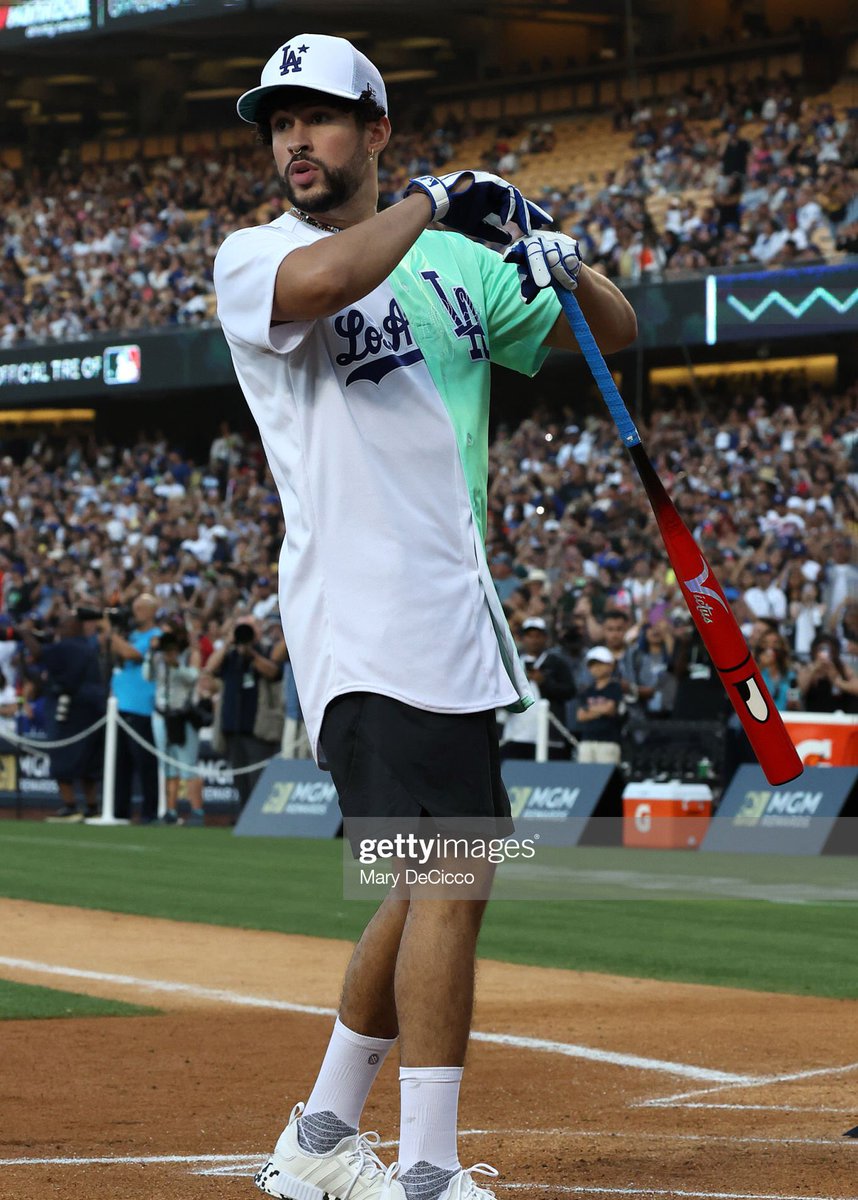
[744,578,788,620]
[797,197,823,233]
[751,227,789,263]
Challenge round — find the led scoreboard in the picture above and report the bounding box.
[0,0,245,43]
[706,263,858,345]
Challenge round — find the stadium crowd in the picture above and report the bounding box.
[0,375,854,792]
[1,73,855,345]
[479,77,857,279]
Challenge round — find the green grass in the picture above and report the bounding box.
[0,977,159,1021]
[0,822,855,999]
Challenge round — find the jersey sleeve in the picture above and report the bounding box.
[470,239,561,376]
[213,225,312,355]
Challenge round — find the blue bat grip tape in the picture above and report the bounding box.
[554,288,641,448]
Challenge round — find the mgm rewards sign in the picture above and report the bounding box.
[702,765,858,855]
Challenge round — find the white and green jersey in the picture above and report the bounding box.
[214,214,560,762]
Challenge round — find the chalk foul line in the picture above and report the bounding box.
[0,957,752,1083]
[640,1061,858,1108]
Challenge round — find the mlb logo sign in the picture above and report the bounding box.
[103,344,141,386]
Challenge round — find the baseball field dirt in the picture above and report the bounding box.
[1,898,856,1199]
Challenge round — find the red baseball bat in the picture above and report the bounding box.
[556,288,802,786]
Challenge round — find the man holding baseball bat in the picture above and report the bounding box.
[215,33,635,1200]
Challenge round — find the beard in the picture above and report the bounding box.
[280,150,363,214]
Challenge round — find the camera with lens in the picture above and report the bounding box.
[157,629,188,655]
[75,605,103,623]
[104,606,132,634]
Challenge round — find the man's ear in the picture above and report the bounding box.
[367,114,391,158]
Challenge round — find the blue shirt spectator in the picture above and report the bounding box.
[111,626,161,715]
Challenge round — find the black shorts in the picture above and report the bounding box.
[319,691,512,829]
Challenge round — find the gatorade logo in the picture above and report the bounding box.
[795,737,833,766]
[634,802,651,833]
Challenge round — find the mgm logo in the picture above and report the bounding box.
[733,789,824,826]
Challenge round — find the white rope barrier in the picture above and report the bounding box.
[0,717,106,751]
[114,712,280,777]
[547,709,579,748]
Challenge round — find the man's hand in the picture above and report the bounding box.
[504,232,583,304]
[403,171,551,246]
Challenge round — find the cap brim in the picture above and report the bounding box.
[236,81,365,124]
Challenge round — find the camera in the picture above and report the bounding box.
[234,622,255,646]
[75,605,103,623]
[104,606,131,634]
[157,629,186,655]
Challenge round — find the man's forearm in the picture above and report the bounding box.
[545,265,637,355]
[273,193,433,321]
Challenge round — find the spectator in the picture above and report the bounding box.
[205,615,282,810]
[250,575,279,623]
[743,564,788,622]
[146,625,205,826]
[281,640,311,759]
[108,593,161,823]
[600,608,638,696]
[822,536,858,613]
[490,552,520,603]
[757,631,799,712]
[722,126,751,177]
[0,666,17,735]
[18,611,105,820]
[629,619,675,717]
[796,633,858,713]
[500,618,575,760]
[574,646,624,765]
[790,580,825,660]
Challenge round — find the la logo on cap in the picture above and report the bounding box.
[280,42,310,76]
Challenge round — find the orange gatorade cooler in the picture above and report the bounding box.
[622,782,714,849]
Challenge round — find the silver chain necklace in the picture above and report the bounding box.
[288,207,342,234]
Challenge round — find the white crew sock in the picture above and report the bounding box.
[303,1017,397,1130]
[398,1066,463,1173]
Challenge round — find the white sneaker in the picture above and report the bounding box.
[255,1102,406,1200]
[435,1165,500,1200]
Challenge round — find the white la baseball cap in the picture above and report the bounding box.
[237,33,387,125]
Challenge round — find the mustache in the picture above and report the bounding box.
[284,153,324,175]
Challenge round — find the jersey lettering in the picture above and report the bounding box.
[333,300,425,386]
[420,270,489,362]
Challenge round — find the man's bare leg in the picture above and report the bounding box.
[395,897,487,1065]
[394,873,493,1200]
[295,889,410,1151]
[339,888,410,1038]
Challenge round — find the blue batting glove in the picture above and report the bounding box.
[404,171,552,246]
[504,232,583,304]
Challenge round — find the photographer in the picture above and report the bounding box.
[18,612,105,821]
[107,592,161,823]
[144,625,205,826]
[204,615,282,810]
